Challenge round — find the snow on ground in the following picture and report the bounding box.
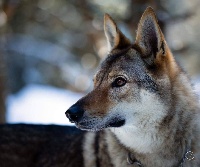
[194,78,200,95]
[6,84,83,125]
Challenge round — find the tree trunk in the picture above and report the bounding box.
[0,54,6,123]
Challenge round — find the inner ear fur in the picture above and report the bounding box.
[135,7,167,66]
[104,13,131,52]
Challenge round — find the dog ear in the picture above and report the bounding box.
[135,7,167,66]
[104,13,131,52]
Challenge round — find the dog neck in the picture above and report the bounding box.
[108,119,194,166]
[127,148,195,167]
[111,125,163,154]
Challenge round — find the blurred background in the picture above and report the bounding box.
[0,0,200,125]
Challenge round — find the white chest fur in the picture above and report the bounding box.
[111,126,163,153]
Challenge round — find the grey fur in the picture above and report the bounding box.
[68,7,200,167]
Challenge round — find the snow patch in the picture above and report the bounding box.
[6,84,83,125]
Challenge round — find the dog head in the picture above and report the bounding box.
[65,7,179,132]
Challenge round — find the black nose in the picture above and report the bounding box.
[65,105,84,123]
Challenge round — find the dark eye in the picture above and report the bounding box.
[112,77,127,87]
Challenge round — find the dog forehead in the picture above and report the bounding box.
[94,48,158,92]
[94,48,144,81]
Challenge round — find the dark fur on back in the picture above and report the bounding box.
[0,124,84,167]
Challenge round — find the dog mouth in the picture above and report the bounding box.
[76,118,125,132]
[107,119,125,128]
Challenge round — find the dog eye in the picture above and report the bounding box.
[112,77,127,87]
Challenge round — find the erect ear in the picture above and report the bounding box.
[104,13,131,52]
[135,7,167,66]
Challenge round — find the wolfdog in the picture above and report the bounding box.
[0,7,200,167]
[65,7,200,167]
